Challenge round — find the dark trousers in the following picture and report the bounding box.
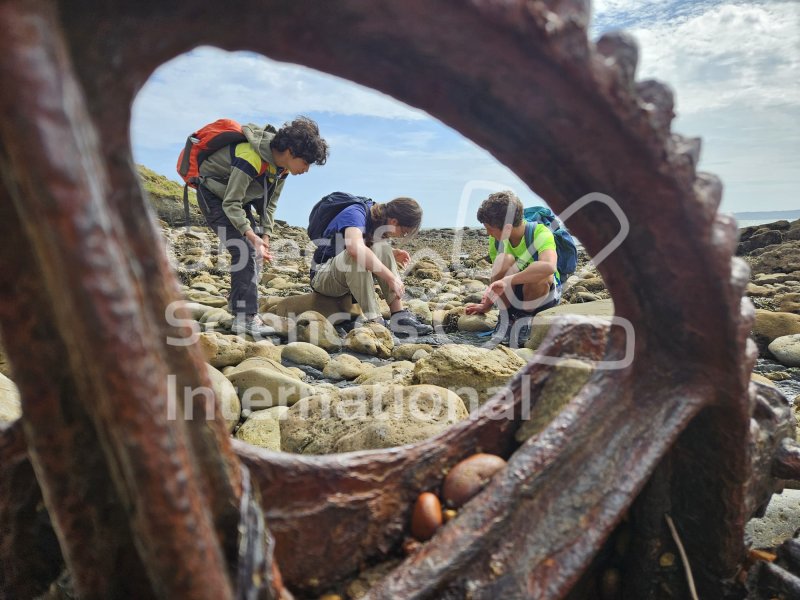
[197,185,259,315]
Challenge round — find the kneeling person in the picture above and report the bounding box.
[466,191,561,346]
[309,194,433,338]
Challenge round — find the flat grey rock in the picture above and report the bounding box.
[746,488,800,549]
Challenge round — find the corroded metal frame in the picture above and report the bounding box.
[0,1,797,598]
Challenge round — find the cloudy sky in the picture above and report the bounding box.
[131,0,799,227]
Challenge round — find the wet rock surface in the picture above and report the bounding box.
[153,214,800,455]
[7,183,798,598]
[4,209,798,460]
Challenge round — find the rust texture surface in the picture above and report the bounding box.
[0,1,796,599]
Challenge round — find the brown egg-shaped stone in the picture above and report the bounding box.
[442,453,507,508]
[411,492,443,541]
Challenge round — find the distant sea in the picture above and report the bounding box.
[427,211,798,232]
[734,210,800,229]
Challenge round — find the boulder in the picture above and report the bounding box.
[752,310,800,353]
[433,292,461,305]
[514,348,537,362]
[777,293,800,315]
[378,298,392,320]
[460,279,486,294]
[0,372,21,423]
[226,367,315,411]
[746,283,774,298]
[281,384,468,454]
[515,359,594,442]
[191,272,218,286]
[184,289,228,308]
[265,277,296,291]
[287,366,306,379]
[322,354,371,381]
[313,382,340,394]
[235,411,282,451]
[354,361,415,386]
[295,310,343,352]
[413,344,526,408]
[753,273,798,286]
[768,334,800,368]
[199,307,234,330]
[431,310,448,330]
[574,291,601,303]
[247,341,283,362]
[205,364,241,432]
[343,323,394,358]
[409,259,443,281]
[199,332,248,368]
[412,349,430,361]
[190,282,221,295]
[270,292,356,322]
[751,373,776,387]
[737,230,784,255]
[198,332,282,368]
[282,342,331,370]
[183,301,220,321]
[580,277,606,293]
[463,292,484,304]
[525,299,615,350]
[257,313,295,338]
[750,240,800,275]
[392,343,434,361]
[442,307,466,333]
[227,356,302,380]
[261,405,291,421]
[405,299,432,325]
[457,312,497,333]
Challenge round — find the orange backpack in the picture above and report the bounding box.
[176,118,247,187]
[176,118,248,226]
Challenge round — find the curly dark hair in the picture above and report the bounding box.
[476,191,523,229]
[271,116,329,165]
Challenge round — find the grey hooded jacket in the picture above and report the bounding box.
[198,123,287,236]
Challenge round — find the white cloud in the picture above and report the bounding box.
[131,2,799,220]
[131,46,427,151]
[591,1,799,212]
[630,2,800,115]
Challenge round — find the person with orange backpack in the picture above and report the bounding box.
[179,116,328,337]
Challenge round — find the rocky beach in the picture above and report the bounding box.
[147,190,800,460]
[1,169,798,598]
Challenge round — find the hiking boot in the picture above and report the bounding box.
[485,310,514,347]
[485,309,534,348]
[508,312,533,349]
[231,314,278,339]
[389,309,433,338]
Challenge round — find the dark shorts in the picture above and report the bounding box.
[510,281,562,316]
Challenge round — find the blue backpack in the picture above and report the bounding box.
[518,206,578,279]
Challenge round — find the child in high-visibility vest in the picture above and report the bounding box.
[466,191,562,347]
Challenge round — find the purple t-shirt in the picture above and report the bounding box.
[323,203,369,237]
[312,202,373,272]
